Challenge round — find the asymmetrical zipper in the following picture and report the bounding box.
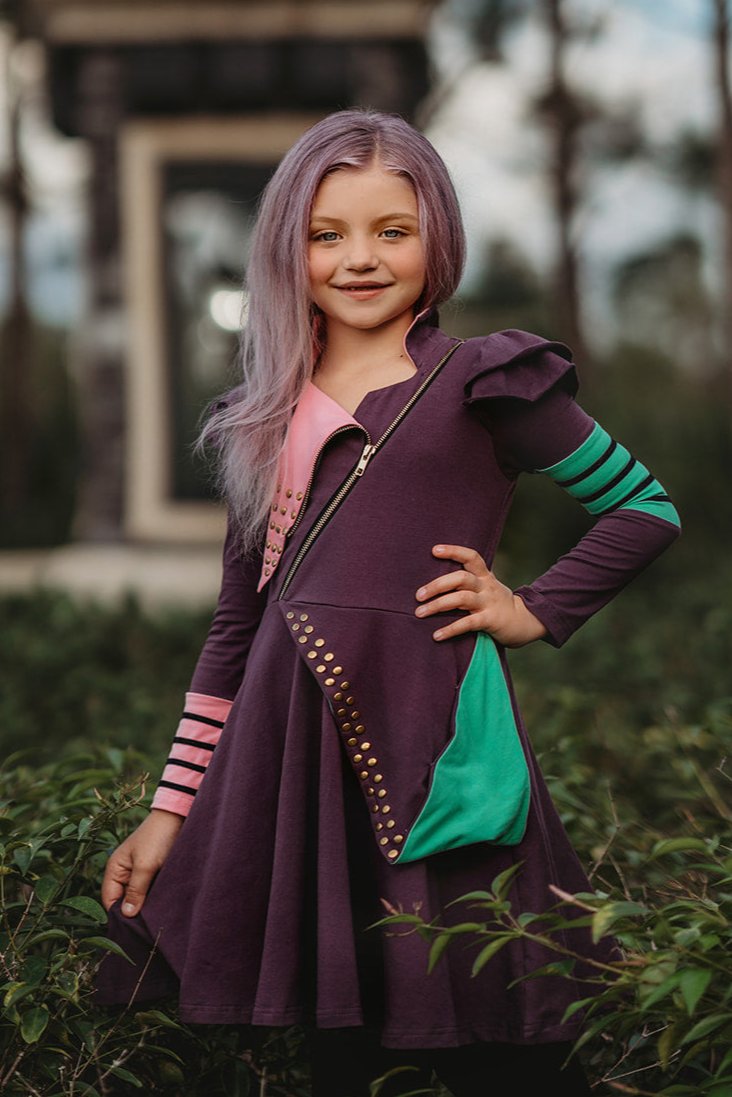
[277,339,463,599]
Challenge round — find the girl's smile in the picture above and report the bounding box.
[308,161,426,340]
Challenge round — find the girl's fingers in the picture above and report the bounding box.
[432,544,490,575]
[416,568,485,604]
[430,612,487,642]
[415,590,481,618]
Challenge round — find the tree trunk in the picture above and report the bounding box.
[0,27,32,521]
[543,0,588,367]
[712,0,732,396]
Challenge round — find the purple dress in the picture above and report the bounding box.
[95,314,679,1048]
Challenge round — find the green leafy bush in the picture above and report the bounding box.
[0,750,310,1095]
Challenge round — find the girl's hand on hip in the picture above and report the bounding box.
[101,808,184,917]
[415,544,546,648]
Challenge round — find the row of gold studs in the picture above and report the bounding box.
[285,610,403,859]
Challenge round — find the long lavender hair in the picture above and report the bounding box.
[201,109,466,552]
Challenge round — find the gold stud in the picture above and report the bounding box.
[276,525,282,533]
[277,483,282,491]
[381,804,391,814]
[353,754,363,763]
[393,835,403,843]
[333,692,343,701]
[367,757,377,767]
[373,774,383,783]
[376,822,383,830]
[360,741,371,750]
[388,850,398,860]
[367,786,375,795]
[372,804,379,814]
[324,653,334,662]
[299,636,308,644]
[337,708,347,716]
[296,491,303,500]
[325,677,335,686]
[304,625,314,633]
[347,737,357,746]
[300,613,309,622]
[291,509,297,518]
[316,664,326,673]
[280,506,287,515]
[265,557,271,565]
[360,771,368,780]
[380,837,389,846]
[292,623,300,631]
[342,722,351,731]
[378,790,387,799]
[270,522,275,529]
[315,639,325,648]
[355,725,365,733]
[346,696,354,704]
[265,568,270,575]
[340,679,349,688]
[272,503,278,511]
[351,710,360,718]
[386,820,395,829]
[286,489,292,498]
[307,651,317,660]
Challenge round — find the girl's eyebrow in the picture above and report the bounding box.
[309,212,419,226]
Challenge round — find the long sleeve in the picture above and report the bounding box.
[151,516,267,816]
[480,384,681,647]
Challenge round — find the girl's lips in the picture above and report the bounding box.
[334,283,392,299]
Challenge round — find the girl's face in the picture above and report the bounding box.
[308,161,426,342]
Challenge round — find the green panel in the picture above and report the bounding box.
[398,634,530,863]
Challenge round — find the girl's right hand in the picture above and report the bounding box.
[101,808,185,917]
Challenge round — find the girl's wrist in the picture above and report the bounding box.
[511,594,547,646]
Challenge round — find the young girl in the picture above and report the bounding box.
[96,110,680,1095]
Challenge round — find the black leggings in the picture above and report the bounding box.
[309,1028,592,1097]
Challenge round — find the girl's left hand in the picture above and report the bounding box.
[415,544,547,648]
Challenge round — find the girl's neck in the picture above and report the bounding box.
[316,314,414,378]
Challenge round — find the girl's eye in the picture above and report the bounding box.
[382,228,405,239]
[312,230,340,243]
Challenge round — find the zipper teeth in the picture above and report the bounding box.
[278,339,463,599]
[279,464,364,598]
[286,424,365,541]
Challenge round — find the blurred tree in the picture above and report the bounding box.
[712,0,732,393]
[536,0,587,366]
[0,0,32,521]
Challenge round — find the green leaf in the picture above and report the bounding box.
[640,972,681,1011]
[471,936,512,976]
[651,838,710,857]
[679,968,712,1015]
[680,1012,732,1045]
[134,1008,184,1030]
[561,997,595,1025]
[20,1005,49,1044]
[592,901,648,942]
[428,934,454,974]
[34,875,59,905]
[446,890,494,907]
[110,1065,143,1087]
[60,896,107,923]
[77,936,133,961]
[490,861,524,902]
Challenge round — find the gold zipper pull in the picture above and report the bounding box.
[354,442,377,477]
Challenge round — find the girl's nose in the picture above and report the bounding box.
[343,238,378,271]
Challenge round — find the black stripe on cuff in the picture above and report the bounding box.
[181,711,226,729]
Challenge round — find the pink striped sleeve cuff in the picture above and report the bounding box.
[150,691,234,817]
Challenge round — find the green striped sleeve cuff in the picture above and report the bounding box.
[537,422,681,526]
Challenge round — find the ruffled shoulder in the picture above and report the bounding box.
[462,329,577,406]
